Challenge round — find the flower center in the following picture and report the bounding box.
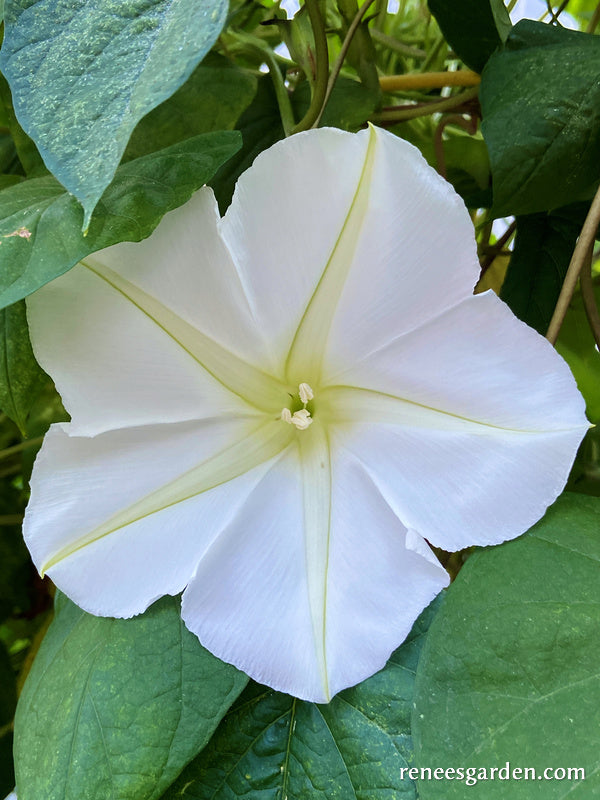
[281,383,314,430]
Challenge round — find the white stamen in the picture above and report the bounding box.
[281,383,315,430]
[291,409,312,430]
[280,407,313,430]
[299,383,314,404]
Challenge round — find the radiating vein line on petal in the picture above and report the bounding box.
[298,422,333,701]
[81,258,287,412]
[324,385,590,434]
[285,125,378,384]
[41,421,294,575]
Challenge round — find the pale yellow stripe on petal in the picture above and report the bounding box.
[285,125,378,384]
[41,421,294,575]
[81,259,287,412]
[298,422,333,702]
[323,385,588,434]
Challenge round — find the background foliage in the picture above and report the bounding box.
[0,0,599,798]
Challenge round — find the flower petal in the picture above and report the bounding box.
[27,189,283,435]
[219,128,368,370]
[337,420,585,552]
[220,125,479,379]
[181,432,448,703]
[330,290,588,432]
[24,418,291,616]
[326,291,587,551]
[87,188,274,370]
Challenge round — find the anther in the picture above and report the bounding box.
[290,409,312,430]
[280,382,315,430]
[298,383,314,404]
[280,407,313,430]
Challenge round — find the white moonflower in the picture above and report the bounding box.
[24,125,588,702]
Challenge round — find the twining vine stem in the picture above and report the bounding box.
[587,0,600,33]
[371,85,479,124]
[0,436,44,461]
[226,31,296,135]
[548,0,571,24]
[370,29,426,59]
[379,70,480,92]
[0,514,24,526]
[313,0,377,128]
[291,0,329,134]
[479,221,517,275]
[546,183,600,345]
[580,245,600,349]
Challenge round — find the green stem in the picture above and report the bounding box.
[370,28,426,59]
[227,31,296,136]
[546,183,600,345]
[0,435,44,461]
[337,0,381,97]
[370,86,479,123]
[291,0,329,134]
[587,0,600,33]
[374,0,388,28]
[420,31,446,73]
[315,0,377,128]
[0,463,21,479]
[580,245,600,350]
[549,0,571,23]
[0,514,23,526]
[479,220,516,274]
[262,48,296,137]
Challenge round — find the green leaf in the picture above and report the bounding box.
[413,493,600,799]
[0,640,16,796]
[556,283,600,424]
[396,128,491,208]
[211,76,284,213]
[481,21,600,217]
[438,136,491,208]
[0,300,47,432]
[0,727,14,799]
[490,0,512,42]
[427,0,509,71]
[0,130,241,310]
[15,594,248,800]
[293,77,378,132]
[0,73,46,177]
[0,639,16,726]
[500,204,588,334]
[0,482,32,622]
[0,0,229,227]
[124,56,257,162]
[161,598,442,800]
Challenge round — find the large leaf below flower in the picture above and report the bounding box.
[0,0,229,227]
[413,493,600,799]
[14,594,248,800]
[161,598,442,800]
[0,130,241,310]
[481,21,600,217]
